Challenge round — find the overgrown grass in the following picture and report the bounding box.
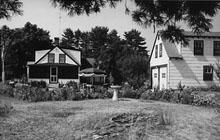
[0,97,219,140]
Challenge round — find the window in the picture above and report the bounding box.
[59,54,66,63]
[203,66,213,81]
[157,35,160,40]
[214,41,220,56]
[48,53,55,63]
[159,43,162,57]
[194,40,204,55]
[162,73,166,78]
[155,45,158,58]
[154,73,157,78]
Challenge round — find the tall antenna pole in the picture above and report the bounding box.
[59,9,62,38]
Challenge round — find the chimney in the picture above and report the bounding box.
[54,37,59,46]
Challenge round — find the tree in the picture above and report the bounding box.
[132,0,220,44]
[61,28,83,49]
[118,55,149,89]
[89,26,109,59]
[1,22,52,79]
[123,29,147,55]
[0,0,23,19]
[51,0,121,16]
[51,0,220,44]
[0,0,23,83]
[0,26,15,83]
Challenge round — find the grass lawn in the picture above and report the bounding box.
[0,95,220,140]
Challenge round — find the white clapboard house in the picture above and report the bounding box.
[27,39,81,87]
[150,31,220,90]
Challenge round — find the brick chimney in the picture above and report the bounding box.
[54,37,59,46]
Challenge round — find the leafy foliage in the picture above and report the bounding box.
[52,0,220,44]
[0,0,23,19]
[0,22,52,79]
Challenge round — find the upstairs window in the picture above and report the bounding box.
[214,41,220,56]
[155,45,158,58]
[194,40,204,55]
[59,54,66,63]
[159,43,162,57]
[154,73,157,78]
[48,53,55,63]
[203,66,213,81]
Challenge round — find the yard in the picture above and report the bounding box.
[0,95,220,140]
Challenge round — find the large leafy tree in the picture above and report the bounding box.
[51,0,220,44]
[123,29,147,55]
[89,26,109,59]
[1,22,52,79]
[0,0,23,83]
[0,0,23,19]
[61,28,83,49]
[0,26,16,82]
[118,29,149,88]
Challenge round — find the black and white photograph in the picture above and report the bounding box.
[0,0,220,139]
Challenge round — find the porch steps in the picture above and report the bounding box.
[48,83,59,88]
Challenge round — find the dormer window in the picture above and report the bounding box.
[214,41,220,56]
[48,53,55,63]
[194,40,204,55]
[159,43,162,57]
[59,54,66,63]
[155,45,158,58]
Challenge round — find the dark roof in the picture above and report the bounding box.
[162,39,183,59]
[183,31,220,38]
[86,58,96,66]
[79,68,106,74]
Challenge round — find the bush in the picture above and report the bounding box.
[30,81,47,88]
[180,89,194,104]
[0,83,14,97]
[0,100,13,116]
[66,81,78,89]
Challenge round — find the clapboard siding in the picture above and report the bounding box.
[150,37,169,67]
[169,37,220,89]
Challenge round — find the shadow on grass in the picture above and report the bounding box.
[52,107,83,118]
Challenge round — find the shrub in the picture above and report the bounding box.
[0,83,14,97]
[140,90,152,100]
[30,81,47,88]
[0,100,13,116]
[66,81,78,89]
[192,92,216,106]
[180,88,194,104]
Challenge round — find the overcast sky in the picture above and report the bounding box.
[1,0,220,51]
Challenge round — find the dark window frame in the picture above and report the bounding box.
[194,40,204,56]
[159,43,162,57]
[203,65,213,81]
[59,54,66,63]
[155,45,158,58]
[48,53,55,63]
[214,41,220,56]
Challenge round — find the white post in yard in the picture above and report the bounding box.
[111,85,121,101]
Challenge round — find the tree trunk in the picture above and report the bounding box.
[1,44,5,84]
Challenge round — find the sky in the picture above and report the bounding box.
[1,0,220,51]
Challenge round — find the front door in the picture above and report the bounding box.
[152,68,159,89]
[159,67,167,90]
[50,67,58,83]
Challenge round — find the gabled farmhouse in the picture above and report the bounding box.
[150,31,220,90]
[27,39,81,87]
